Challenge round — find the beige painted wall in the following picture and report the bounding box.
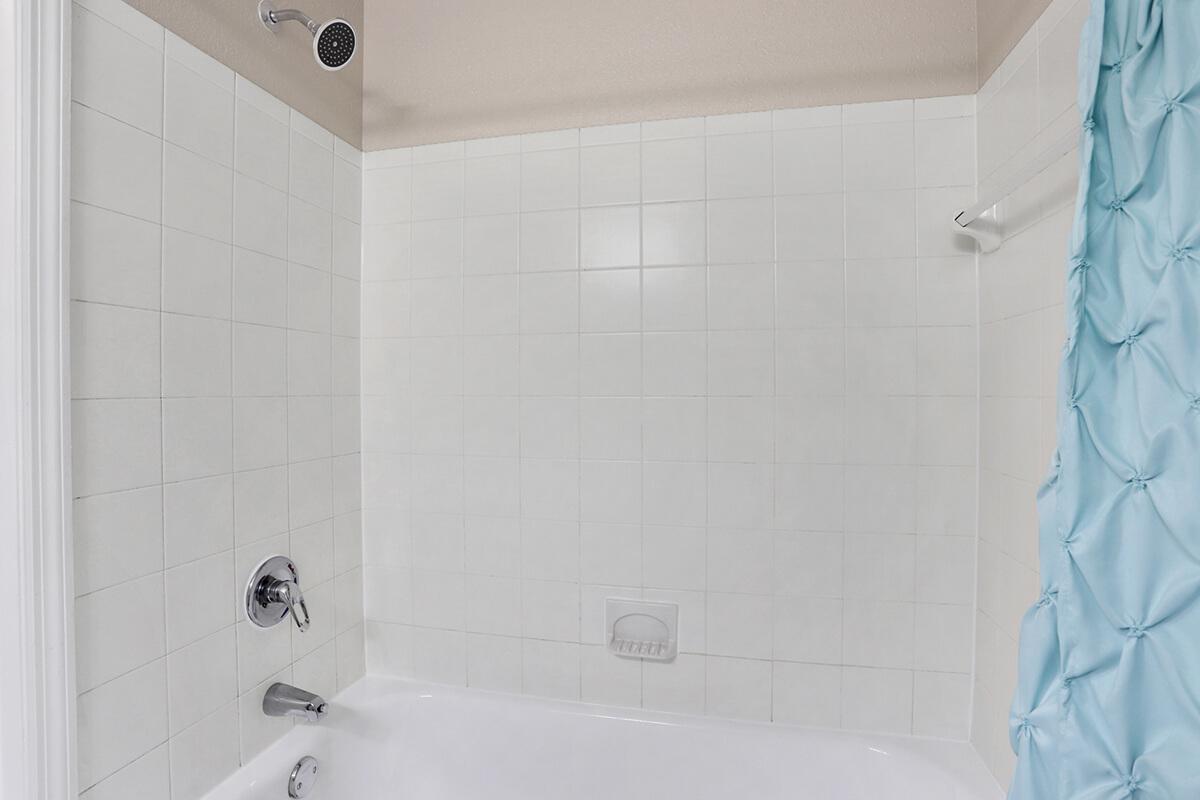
[123,0,363,145]
[977,0,1055,83]
[362,0,977,150]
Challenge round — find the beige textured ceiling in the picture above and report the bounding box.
[363,0,980,150]
[977,0,1054,81]
[124,0,1057,153]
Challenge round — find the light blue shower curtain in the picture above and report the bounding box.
[1008,0,1200,797]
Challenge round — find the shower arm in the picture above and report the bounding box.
[260,4,320,36]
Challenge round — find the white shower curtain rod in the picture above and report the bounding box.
[953,126,1080,252]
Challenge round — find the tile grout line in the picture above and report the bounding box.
[155,33,173,799]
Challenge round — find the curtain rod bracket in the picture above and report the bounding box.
[952,126,1080,253]
[954,213,1003,253]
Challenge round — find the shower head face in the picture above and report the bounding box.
[314,19,356,70]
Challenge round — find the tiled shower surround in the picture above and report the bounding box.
[359,98,980,736]
[66,0,1099,793]
[971,0,1088,788]
[68,0,363,797]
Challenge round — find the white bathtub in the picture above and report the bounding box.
[204,676,1003,800]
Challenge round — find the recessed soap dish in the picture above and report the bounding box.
[606,598,678,662]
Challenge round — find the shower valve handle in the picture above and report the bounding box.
[245,556,313,632]
[265,578,311,632]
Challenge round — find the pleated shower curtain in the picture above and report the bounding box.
[1008,0,1200,797]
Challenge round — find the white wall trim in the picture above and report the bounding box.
[0,1,75,798]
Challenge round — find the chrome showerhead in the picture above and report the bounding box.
[258,1,357,71]
[313,19,355,70]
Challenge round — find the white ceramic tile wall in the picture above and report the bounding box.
[970,0,1087,788]
[360,96,979,737]
[69,1,364,797]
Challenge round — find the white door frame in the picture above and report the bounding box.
[1,0,76,798]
